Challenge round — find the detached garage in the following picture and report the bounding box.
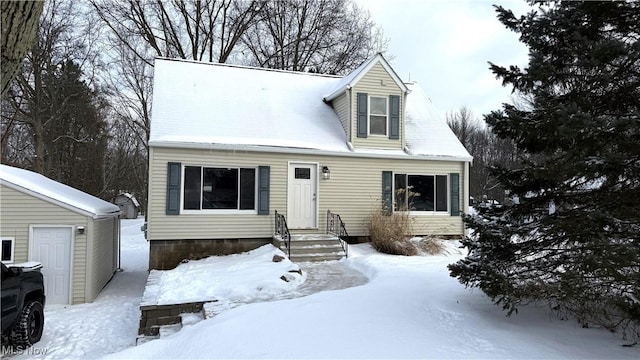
[0,165,121,305]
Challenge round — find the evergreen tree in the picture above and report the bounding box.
[448,1,640,339]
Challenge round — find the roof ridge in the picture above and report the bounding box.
[154,57,342,79]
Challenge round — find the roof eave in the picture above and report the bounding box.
[0,180,120,219]
[149,140,473,162]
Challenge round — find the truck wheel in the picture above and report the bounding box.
[10,300,44,348]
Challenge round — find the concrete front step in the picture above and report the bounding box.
[278,233,347,262]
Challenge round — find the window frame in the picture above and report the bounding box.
[181,165,258,214]
[393,173,450,215]
[368,95,388,136]
[1,237,15,264]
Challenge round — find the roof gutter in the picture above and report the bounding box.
[149,140,473,163]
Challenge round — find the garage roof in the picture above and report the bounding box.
[0,165,120,218]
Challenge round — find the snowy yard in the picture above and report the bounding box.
[8,218,638,359]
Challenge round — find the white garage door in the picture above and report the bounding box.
[31,227,72,304]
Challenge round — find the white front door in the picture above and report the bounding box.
[31,227,72,304]
[287,163,317,229]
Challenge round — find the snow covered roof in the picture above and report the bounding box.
[0,165,120,218]
[117,192,140,207]
[150,57,472,162]
[404,83,472,160]
[323,53,409,102]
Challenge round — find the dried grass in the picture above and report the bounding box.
[368,206,417,256]
[414,237,447,255]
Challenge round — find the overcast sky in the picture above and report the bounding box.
[356,0,531,120]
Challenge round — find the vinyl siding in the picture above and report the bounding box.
[88,217,117,301]
[148,147,466,241]
[333,92,350,137]
[0,185,88,304]
[351,62,403,149]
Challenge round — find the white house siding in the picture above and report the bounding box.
[148,146,466,242]
[88,217,118,301]
[351,62,403,150]
[333,92,350,137]
[0,185,88,304]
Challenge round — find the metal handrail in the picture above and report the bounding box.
[274,210,291,257]
[326,209,349,258]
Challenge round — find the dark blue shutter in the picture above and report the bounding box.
[258,166,270,215]
[382,171,392,215]
[450,173,460,216]
[357,92,368,138]
[389,95,400,140]
[166,162,181,215]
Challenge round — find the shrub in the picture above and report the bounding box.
[367,206,417,256]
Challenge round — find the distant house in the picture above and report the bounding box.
[146,54,472,270]
[0,165,121,304]
[115,192,140,219]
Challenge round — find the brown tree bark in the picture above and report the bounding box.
[1,0,43,99]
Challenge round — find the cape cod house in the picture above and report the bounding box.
[147,54,472,270]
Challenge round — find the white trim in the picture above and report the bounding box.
[181,165,259,213]
[287,161,319,229]
[0,181,95,219]
[149,141,474,162]
[324,53,409,101]
[368,95,388,136]
[1,237,15,264]
[29,225,75,305]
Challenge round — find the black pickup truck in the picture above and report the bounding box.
[1,262,45,349]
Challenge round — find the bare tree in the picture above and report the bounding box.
[447,106,518,203]
[242,0,388,74]
[1,0,43,99]
[2,0,109,198]
[90,0,265,65]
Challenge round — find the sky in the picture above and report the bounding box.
[356,0,531,120]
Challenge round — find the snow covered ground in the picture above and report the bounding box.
[8,218,638,359]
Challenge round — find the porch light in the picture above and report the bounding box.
[77,226,85,235]
[322,166,330,180]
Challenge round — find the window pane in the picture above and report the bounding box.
[240,168,256,210]
[408,175,434,211]
[394,174,407,211]
[294,168,311,179]
[203,168,238,209]
[370,97,387,115]
[1,240,11,261]
[184,166,202,210]
[370,115,387,135]
[436,175,448,211]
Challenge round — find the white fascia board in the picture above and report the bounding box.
[149,141,474,163]
[324,54,409,102]
[0,180,120,220]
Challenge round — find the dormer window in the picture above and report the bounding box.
[369,96,388,136]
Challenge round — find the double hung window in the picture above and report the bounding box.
[369,96,388,135]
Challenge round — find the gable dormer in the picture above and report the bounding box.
[324,53,409,150]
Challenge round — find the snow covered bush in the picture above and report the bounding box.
[367,206,417,256]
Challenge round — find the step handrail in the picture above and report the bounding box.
[326,209,349,258]
[274,210,291,257]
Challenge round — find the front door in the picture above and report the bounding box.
[287,163,317,229]
[31,227,72,304]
